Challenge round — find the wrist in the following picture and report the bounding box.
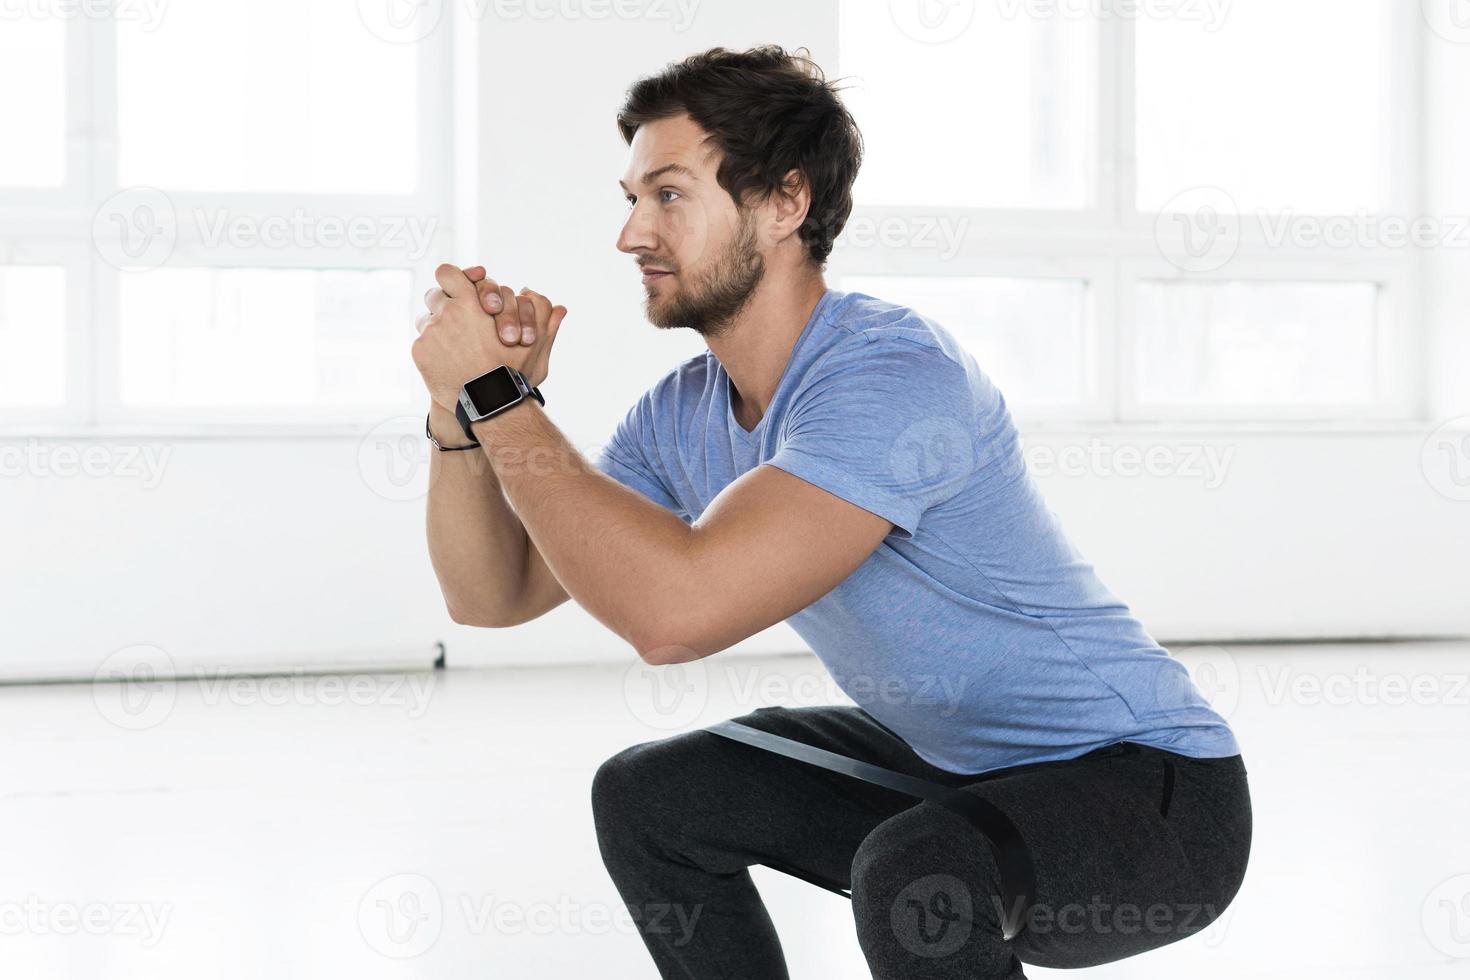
[469,393,542,438]
[429,401,475,448]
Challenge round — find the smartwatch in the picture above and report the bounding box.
[453,365,545,443]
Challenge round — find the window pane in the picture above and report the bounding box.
[116,0,418,193]
[841,276,1088,409]
[1133,281,1380,408]
[0,19,65,187]
[1136,0,1385,213]
[839,1,1094,208]
[0,267,67,407]
[118,268,419,410]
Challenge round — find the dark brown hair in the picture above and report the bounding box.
[617,45,863,267]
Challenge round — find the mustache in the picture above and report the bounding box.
[637,259,677,272]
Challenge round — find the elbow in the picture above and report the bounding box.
[632,620,711,666]
[446,601,511,629]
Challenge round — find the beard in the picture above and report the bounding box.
[644,209,765,338]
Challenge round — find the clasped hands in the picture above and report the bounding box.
[411,262,567,415]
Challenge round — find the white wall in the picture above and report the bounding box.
[1,1,1466,682]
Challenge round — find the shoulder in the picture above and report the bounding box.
[807,291,974,390]
[627,350,712,418]
[819,289,973,375]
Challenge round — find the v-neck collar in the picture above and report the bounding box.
[724,289,836,443]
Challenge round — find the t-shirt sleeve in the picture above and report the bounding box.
[595,394,685,516]
[764,339,977,540]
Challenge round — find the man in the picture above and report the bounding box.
[411,45,1250,980]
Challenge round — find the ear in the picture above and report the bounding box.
[766,167,812,244]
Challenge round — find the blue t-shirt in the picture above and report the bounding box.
[596,287,1240,774]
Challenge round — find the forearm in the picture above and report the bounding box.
[425,402,532,625]
[469,399,696,659]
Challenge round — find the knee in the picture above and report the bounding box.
[590,743,651,834]
[851,806,1012,972]
[589,735,698,842]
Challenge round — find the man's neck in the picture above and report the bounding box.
[706,265,829,431]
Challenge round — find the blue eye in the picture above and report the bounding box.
[659,189,680,204]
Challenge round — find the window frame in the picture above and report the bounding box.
[832,2,1427,427]
[0,9,455,435]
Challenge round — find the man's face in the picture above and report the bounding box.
[616,114,765,337]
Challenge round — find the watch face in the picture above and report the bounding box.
[461,366,523,419]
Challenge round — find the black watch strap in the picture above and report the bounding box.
[453,399,479,443]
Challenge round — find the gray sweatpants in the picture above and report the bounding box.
[591,704,1251,979]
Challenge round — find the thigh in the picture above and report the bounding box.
[979,745,1247,969]
[848,744,1249,975]
[592,704,931,890]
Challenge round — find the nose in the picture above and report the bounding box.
[616,200,658,256]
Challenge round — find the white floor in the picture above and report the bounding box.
[2,641,1468,979]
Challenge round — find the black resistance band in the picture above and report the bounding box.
[706,720,1037,941]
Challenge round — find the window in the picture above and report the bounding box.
[841,275,1093,412]
[0,1,452,429]
[835,0,1420,424]
[0,267,67,407]
[838,2,1096,210]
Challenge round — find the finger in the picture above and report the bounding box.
[528,306,566,382]
[495,285,521,343]
[516,292,537,345]
[433,262,474,299]
[424,288,450,315]
[477,277,504,316]
[520,288,552,345]
[464,265,486,281]
[414,312,433,336]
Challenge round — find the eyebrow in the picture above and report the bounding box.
[619,163,698,192]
